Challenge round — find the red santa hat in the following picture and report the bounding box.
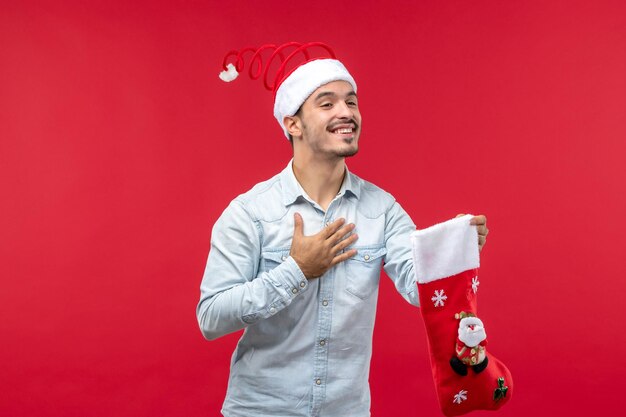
[218,42,357,139]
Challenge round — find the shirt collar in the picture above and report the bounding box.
[280,159,361,207]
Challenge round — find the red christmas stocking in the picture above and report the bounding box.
[411,215,513,416]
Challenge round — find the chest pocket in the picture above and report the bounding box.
[345,246,387,300]
[261,249,290,273]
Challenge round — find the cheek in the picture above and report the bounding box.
[313,116,332,130]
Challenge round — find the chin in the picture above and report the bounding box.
[338,137,359,157]
[338,147,359,158]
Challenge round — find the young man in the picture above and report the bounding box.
[198,44,488,417]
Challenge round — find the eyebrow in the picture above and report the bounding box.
[314,91,358,101]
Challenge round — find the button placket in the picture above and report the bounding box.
[311,263,333,415]
[323,204,336,229]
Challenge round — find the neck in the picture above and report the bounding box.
[292,154,346,211]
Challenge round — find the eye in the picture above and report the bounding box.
[321,102,333,108]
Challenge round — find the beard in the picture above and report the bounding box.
[336,142,359,158]
[459,327,487,347]
[338,149,359,158]
[298,119,361,159]
[334,136,359,158]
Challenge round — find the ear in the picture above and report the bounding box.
[283,115,302,139]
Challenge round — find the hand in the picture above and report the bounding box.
[456,214,489,252]
[290,213,358,279]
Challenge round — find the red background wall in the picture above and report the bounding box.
[1,1,625,416]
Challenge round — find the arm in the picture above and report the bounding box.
[196,200,308,341]
[382,201,420,307]
[383,205,490,306]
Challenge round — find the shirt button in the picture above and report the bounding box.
[291,288,298,294]
[315,379,322,385]
[299,281,306,288]
[363,254,370,261]
[320,339,326,346]
[322,300,328,306]
[281,255,287,261]
[269,307,276,314]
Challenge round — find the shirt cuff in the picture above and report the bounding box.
[276,256,308,297]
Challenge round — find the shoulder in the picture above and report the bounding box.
[231,171,287,222]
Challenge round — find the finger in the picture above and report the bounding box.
[332,233,359,252]
[470,215,486,226]
[456,213,466,218]
[476,225,488,236]
[330,223,356,242]
[293,213,304,237]
[322,217,346,239]
[330,249,358,266]
[478,235,486,247]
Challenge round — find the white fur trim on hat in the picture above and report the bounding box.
[273,59,357,139]
[410,214,480,283]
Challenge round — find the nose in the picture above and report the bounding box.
[335,101,355,119]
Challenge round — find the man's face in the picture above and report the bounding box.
[293,80,361,159]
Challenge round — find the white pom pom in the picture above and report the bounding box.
[219,63,239,82]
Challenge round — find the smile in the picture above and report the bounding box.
[333,128,353,134]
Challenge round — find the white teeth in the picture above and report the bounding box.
[335,128,353,134]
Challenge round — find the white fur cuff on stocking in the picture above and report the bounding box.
[410,214,480,284]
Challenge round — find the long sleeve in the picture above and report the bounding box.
[196,200,308,340]
[382,201,420,307]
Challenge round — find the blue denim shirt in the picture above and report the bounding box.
[197,161,419,417]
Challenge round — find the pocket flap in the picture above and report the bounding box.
[262,250,289,264]
[351,246,387,263]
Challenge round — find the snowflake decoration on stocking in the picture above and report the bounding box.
[453,390,468,404]
[431,289,447,307]
[472,276,480,294]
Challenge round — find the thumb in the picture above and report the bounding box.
[293,213,304,237]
